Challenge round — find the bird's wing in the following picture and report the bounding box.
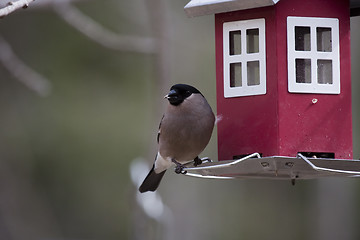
[157,115,164,143]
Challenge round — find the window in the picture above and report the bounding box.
[223,19,266,98]
[287,17,340,94]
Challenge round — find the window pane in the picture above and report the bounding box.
[230,63,242,87]
[295,26,311,51]
[317,27,332,52]
[230,30,241,55]
[247,61,260,86]
[247,29,259,53]
[296,59,311,83]
[318,60,333,84]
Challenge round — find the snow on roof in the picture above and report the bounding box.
[184,0,279,17]
[185,0,360,17]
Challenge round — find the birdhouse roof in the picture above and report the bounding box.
[184,0,360,17]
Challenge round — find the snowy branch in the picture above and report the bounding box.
[0,36,51,96]
[0,0,34,18]
[53,2,157,54]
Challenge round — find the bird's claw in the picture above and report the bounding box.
[172,157,213,173]
[172,159,187,174]
[193,156,202,167]
[174,165,187,174]
[193,157,212,166]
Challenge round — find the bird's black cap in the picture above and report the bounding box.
[170,84,201,94]
[166,84,202,106]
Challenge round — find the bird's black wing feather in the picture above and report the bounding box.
[157,115,164,143]
[139,117,166,193]
[139,164,166,193]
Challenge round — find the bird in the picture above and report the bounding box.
[139,84,215,193]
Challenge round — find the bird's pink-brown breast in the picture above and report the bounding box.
[159,93,215,163]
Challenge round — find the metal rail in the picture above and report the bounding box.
[297,153,360,176]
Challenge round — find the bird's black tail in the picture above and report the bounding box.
[139,165,166,193]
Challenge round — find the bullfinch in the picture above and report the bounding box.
[139,84,215,193]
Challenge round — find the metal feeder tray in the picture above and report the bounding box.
[183,153,360,183]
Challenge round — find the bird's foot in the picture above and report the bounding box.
[172,159,187,174]
[193,156,212,167]
[193,156,202,167]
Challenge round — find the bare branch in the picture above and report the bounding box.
[0,36,52,96]
[53,2,157,54]
[31,0,86,8]
[0,0,34,18]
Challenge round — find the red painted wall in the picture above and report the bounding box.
[215,7,279,160]
[275,0,352,159]
[215,0,353,160]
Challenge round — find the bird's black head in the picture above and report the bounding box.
[165,84,202,106]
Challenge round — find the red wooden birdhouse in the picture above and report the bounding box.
[185,0,360,163]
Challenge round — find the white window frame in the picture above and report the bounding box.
[287,16,340,94]
[223,18,266,98]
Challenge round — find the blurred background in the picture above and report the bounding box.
[0,0,359,239]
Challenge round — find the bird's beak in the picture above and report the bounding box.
[164,89,177,99]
